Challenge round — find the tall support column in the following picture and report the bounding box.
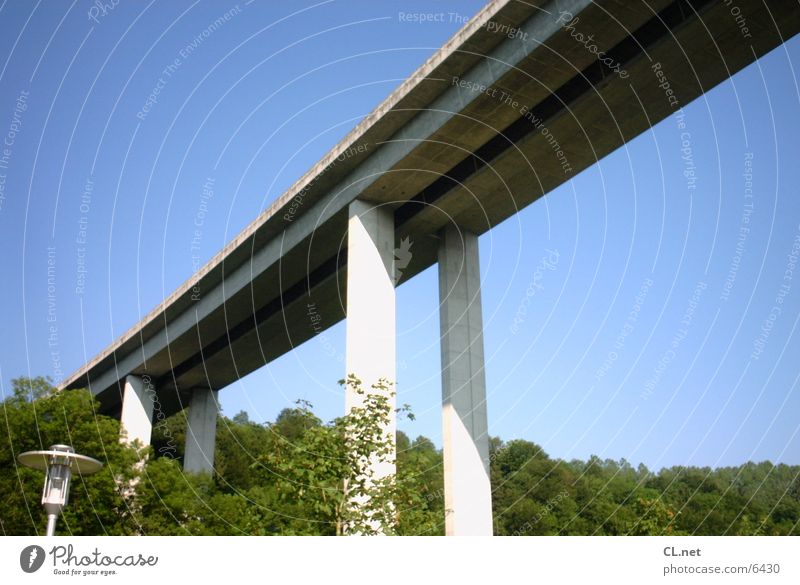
[120,375,154,451]
[345,199,396,481]
[438,225,493,535]
[184,387,219,474]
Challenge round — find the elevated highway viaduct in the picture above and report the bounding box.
[60,0,800,534]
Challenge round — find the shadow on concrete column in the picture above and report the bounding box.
[120,375,155,452]
[438,225,493,535]
[184,387,219,474]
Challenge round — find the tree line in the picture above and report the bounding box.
[1,377,797,535]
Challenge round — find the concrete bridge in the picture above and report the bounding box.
[60,0,800,535]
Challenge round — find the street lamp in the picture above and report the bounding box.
[18,444,103,536]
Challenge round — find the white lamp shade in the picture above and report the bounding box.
[18,449,103,475]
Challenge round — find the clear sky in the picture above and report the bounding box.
[1,0,798,470]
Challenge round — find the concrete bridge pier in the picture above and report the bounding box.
[183,387,219,474]
[438,225,493,536]
[345,199,397,482]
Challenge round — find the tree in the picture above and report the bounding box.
[624,496,684,535]
[0,377,140,535]
[394,434,445,535]
[257,375,400,535]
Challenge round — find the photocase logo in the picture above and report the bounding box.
[393,237,413,284]
[19,545,46,573]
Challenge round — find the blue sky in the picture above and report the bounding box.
[0,0,799,470]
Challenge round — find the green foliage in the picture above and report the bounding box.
[254,375,442,535]
[1,376,798,536]
[336,375,398,534]
[490,441,800,536]
[256,398,346,535]
[0,377,140,535]
[395,434,445,535]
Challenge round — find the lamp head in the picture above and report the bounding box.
[17,445,104,514]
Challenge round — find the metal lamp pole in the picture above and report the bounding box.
[18,444,104,536]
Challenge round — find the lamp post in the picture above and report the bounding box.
[18,444,103,536]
